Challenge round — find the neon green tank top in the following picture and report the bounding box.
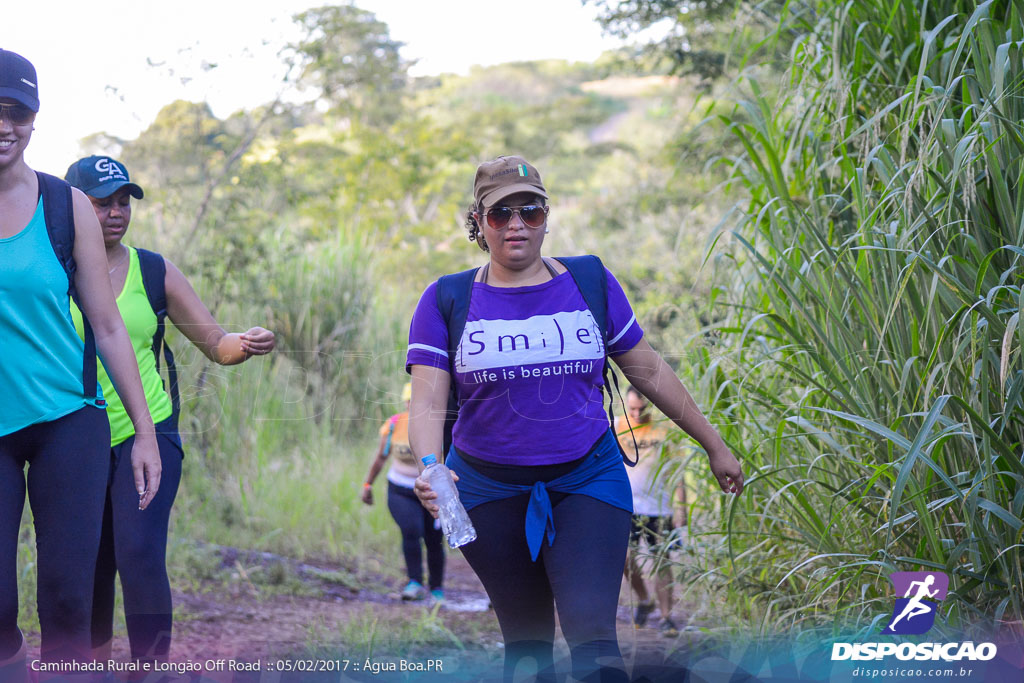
[71,246,174,445]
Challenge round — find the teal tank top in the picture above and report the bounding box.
[0,197,104,436]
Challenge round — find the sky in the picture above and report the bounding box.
[4,0,638,175]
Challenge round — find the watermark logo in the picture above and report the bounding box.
[831,569,997,663]
[881,571,949,635]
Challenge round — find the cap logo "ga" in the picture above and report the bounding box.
[94,158,127,180]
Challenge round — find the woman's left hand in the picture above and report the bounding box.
[130,433,162,510]
[240,327,275,355]
[707,446,744,495]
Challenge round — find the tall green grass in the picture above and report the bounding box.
[693,0,1024,634]
[170,234,410,567]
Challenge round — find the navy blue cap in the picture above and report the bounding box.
[0,49,39,111]
[65,156,144,200]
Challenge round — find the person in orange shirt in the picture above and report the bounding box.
[362,383,445,601]
[616,386,686,637]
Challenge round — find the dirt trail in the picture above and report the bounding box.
[24,547,699,680]
[163,550,501,664]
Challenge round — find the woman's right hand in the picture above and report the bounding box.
[413,470,459,519]
[361,485,374,506]
[413,474,439,518]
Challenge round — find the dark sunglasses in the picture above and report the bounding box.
[483,204,549,230]
[0,103,35,126]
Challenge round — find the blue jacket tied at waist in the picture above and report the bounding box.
[446,430,633,561]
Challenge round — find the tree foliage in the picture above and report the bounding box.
[587,0,783,79]
[290,4,409,122]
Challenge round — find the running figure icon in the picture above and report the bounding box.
[887,575,938,631]
[882,571,949,635]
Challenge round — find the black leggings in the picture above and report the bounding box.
[92,421,183,660]
[387,482,445,589]
[0,406,110,663]
[457,455,631,683]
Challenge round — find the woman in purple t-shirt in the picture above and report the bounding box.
[407,155,743,683]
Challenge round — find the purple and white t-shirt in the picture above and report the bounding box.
[406,268,643,466]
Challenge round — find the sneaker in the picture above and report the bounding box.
[401,580,425,601]
[632,600,655,627]
[430,589,445,602]
[659,617,679,637]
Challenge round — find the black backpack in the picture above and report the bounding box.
[433,255,638,465]
[37,172,98,403]
[136,248,180,429]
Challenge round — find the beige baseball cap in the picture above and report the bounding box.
[473,156,548,209]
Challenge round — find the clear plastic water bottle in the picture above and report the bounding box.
[422,454,477,548]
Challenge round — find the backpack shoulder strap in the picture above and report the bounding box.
[382,416,397,458]
[38,172,98,401]
[136,248,167,316]
[554,255,639,466]
[435,267,479,369]
[434,267,478,455]
[136,248,180,424]
[554,255,608,343]
[37,172,76,290]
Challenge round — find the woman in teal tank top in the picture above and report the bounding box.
[65,155,275,666]
[0,50,162,677]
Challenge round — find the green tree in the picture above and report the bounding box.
[587,0,783,79]
[290,4,409,123]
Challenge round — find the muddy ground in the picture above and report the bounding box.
[24,546,704,681]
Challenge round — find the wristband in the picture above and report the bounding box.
[363,482,372,490]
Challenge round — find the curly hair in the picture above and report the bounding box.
[464,205,488,252]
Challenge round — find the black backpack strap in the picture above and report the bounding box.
[555,255,639,466]
[434,267,479,455]
[137,248,180,427]
[38,171,98,402]
[556,255,607,336]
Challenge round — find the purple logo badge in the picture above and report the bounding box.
[881,571,949,635]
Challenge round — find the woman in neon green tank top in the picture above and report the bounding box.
[65,154,275,666]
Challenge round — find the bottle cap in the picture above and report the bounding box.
[421,454,437,466]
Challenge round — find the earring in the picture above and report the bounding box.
[544,228,550,234]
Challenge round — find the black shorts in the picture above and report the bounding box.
[629,514,672,548]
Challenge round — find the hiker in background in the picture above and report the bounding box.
[362,382,446,602]
[0,50,161,675]
[65,155,275,666]
[407,155,744,683]
[618,386,686,638]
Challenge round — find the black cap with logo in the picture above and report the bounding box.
[0,49,39,112]
[65,156,144,199]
